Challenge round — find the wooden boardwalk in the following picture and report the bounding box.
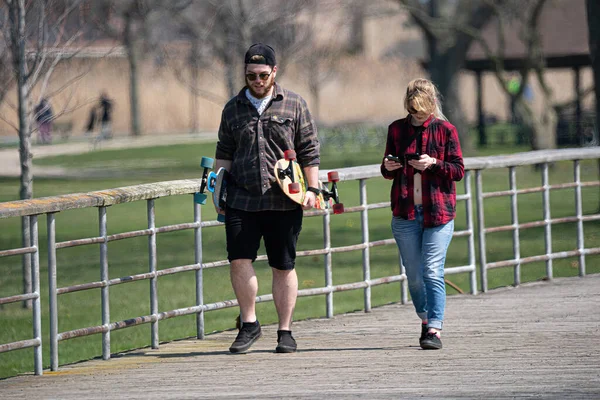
[2,275,600,399]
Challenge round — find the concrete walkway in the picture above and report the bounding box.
[1,275,599,399]
[0,132,217,178]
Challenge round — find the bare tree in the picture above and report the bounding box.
[1,0,87,307]
[90,1,153,136]
[162,2,230,132]
[90,1,190,136]
[186,0,312,99]
[393,0,501,151]
[394,0,563,151]
[463,0,555,150]
[162,0,316,131]
[296,0,346,122]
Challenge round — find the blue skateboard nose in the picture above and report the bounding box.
[194,192,207,205]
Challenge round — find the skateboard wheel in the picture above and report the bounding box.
[289,182,301,194]
[217,214,226,223]
[194,192,207,205]
[333,203,344,214]
[201,157,214,169]
[327,171,339,182]
[284,149,297,161]
[207,171,217,192]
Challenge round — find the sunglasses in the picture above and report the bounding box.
[246,70,272,81]
[407,106,418,115]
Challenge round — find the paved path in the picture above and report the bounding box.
[2,275,599,399]
[0,132,217,178]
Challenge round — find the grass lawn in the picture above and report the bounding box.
[1,133,599,379]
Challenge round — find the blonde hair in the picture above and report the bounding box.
[404,78,447,121]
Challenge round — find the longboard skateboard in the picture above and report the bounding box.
[207,167,228,223]
[194,156,214,205]
[275,150,344,214]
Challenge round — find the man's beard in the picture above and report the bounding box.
[246,76,275,99]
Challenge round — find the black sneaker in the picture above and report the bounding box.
[420,331,443,350]
[275,330,297,353]
[229,321,262,353]
[419,323,428,343]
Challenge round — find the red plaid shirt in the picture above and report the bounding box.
[380,115,464,227]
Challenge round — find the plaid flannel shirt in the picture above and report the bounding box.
[380,115,464,227]
[215,84,320,211]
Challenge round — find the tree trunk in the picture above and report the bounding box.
[310,85,320,124]
[125,13,141,136]
[428,55,472,152]
[348,0,365,54]
[128,50,141,136]
[190,43,200,133]
[423,0,472,153]
[224,52,237,99]
[13,0,33,308]
[309,61,321,123]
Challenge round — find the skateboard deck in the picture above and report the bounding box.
[274,156,306,205]
[275,150,344,213]
[208,167,227,222]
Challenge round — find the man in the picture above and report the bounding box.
[99,91,113,139]
[214,43,320,354]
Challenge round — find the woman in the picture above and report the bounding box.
[380,78,464,350]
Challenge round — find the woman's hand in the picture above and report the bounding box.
[384,155,403,171]
[408,154,436,171]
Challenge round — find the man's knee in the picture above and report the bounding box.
[230,258,253,269]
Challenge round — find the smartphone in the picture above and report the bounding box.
[405,153,421,160]
[385,155,400,163]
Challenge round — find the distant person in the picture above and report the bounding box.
[99,92,113,139]
[85,103,97,135]
[214,43,320,354]
[507,76,520,124]
[381,78,464,350]
[34,98,54,144]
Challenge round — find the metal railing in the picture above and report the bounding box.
[1,148,599,375]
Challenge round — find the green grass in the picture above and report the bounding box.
[1,132,599,379]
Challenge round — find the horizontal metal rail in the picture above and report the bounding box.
[1,147,599,376]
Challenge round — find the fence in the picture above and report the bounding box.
[1,148,599,375]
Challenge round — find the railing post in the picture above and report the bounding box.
[323,211,333,318]
[47,213,59,371]
[475,170,488,292]
[359,179,371,312]
[194,199,204,339]
[22,215,32,309]
[29,215,42,375]
[574,160,586,276]
[99,206,110,360]
[509,167,521,286]
[542,163,553,280]
[399,252,408,304]
[147,199,159,348]
[464,171,477,295]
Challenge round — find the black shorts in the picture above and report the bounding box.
[225,206,303,270]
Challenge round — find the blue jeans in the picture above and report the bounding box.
[391,205,454,330]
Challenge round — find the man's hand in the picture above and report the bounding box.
[215,206,226,218]
[302,190,317,210]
